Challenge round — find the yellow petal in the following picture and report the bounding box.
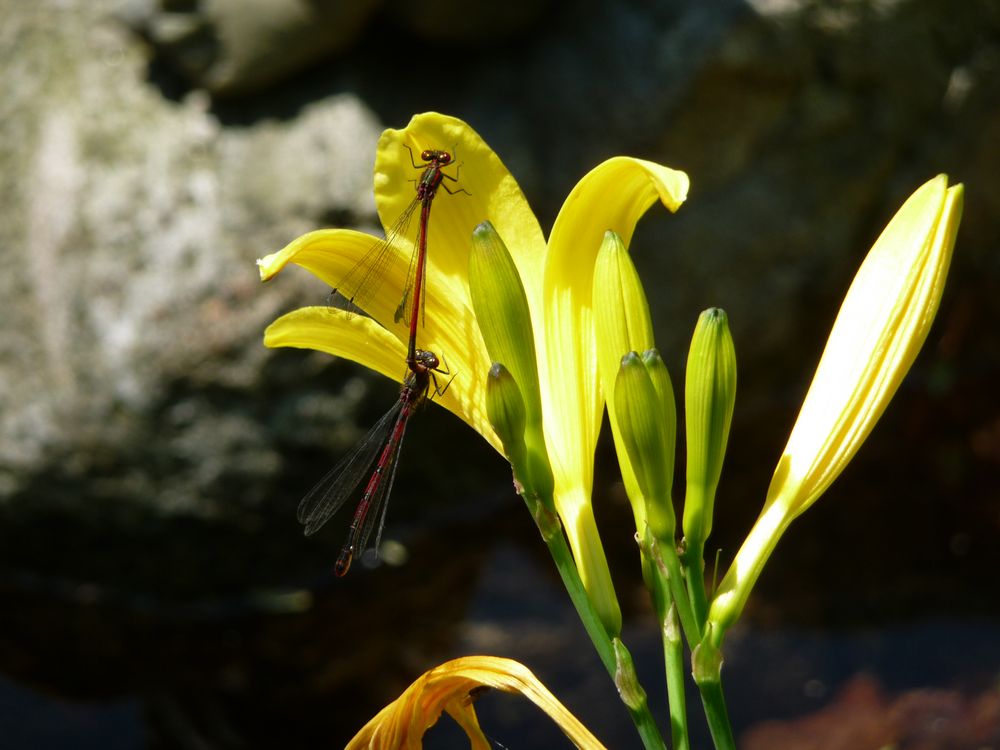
[541,158,689,493]
[264,306,499,449]
[376,113,548,336]
[538,158,688,617]
[258,228,407,328]
[259,228,500,449]
[346,656,607,750]
[257,227,479,370]
[264,306,408,382]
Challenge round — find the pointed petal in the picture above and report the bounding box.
[537,159,688,603]
[541,157,689,492]
[264,305,407,381]
[257,228,409,329]
[264,306,499,449]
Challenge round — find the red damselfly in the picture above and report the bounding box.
[333,146,468,370]
[297,349,450,576]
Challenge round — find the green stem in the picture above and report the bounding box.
[692,633,735,750]
[683,542,709,631]
[613,638,668,750]
[639,543,689,750]
[650,537,700,645]
[538,508,667,750]
[697,677,735,750]
[544,523,615,671]
[662,604,690,750]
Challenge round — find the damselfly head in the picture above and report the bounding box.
[412,349,440,372]
[422,149,452,165]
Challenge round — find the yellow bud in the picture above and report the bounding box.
[592,231,658,533]
[708,175,964,643]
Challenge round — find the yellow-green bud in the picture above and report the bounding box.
[471,222,555,502]
[486,362,557,525]
[592,230,658,534]
[614,352,675,541]
[592,231,655,361]
[469,221,542,428]
[485,362,528,470]
[641,349,677,494]
[683,308,737,551]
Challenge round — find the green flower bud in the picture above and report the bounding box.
[471,222,554,503]
[485,362,527,468]
[614,352,675,541]
[683,308,737,551]
[641,349,677,494]
[470,221,542,428]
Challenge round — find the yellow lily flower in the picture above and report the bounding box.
[258,113,689,627]
[707,175,964,642]
[258,111,525,453]
[346,656,607,750]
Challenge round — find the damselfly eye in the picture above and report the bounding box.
[421,149,434,161]
[416,350,439,370]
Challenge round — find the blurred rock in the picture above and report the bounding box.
[385,0,555,43]
[118,0,382,95]
[118,0,554,95]
[0,1,382,520]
